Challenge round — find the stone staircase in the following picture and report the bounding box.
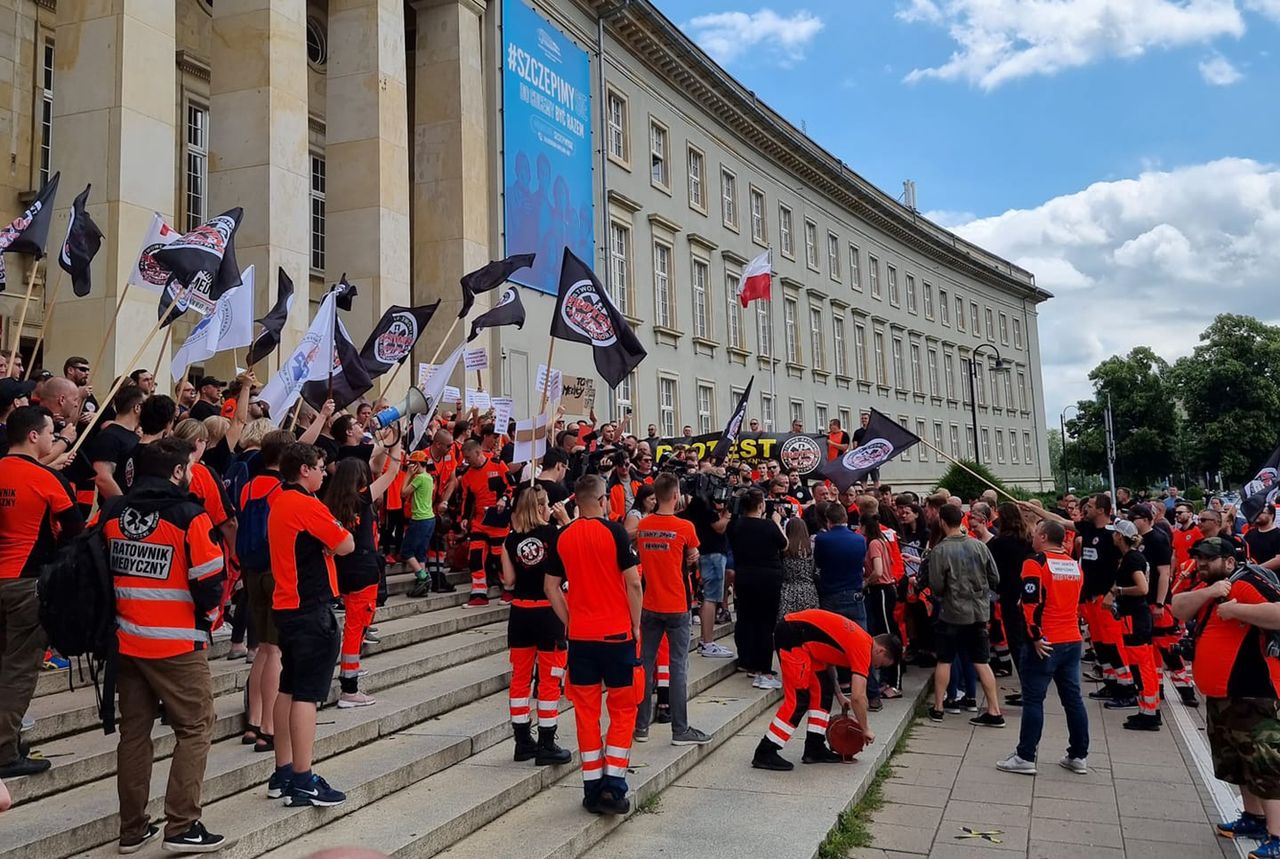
[4,567,779,859]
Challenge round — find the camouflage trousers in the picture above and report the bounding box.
[1207,696,1280,799]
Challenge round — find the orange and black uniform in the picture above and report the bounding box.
[606,473,641,522]
[458,453,513,599]
[1114,548,1160,716]
[421,446,458,580]
[1192,574,1280,701]
[548,516,640,801]
[763,609,871,750]
[1172,524,1204,572]
[0,453,83,766]
[1077,521,1132,691]
[504,524,567,729]
[335,488,382,691]
[102,476,225,843]
[268,483,352,704]
[827,430,850,461]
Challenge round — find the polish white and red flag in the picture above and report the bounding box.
[736,249,772,307]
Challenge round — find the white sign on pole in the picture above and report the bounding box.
[463,348,489,371]
[492,396,514,431]
[535,364,563,396]
[444,385,461,404]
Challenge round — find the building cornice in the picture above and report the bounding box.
[175,50,211,82]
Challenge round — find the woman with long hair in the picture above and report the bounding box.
[988,502,1034,703]
[622,483,674,721]
[323,434,402,708]
[862,511,901,698]
[729,489,787,689]
[624,484,656,542]
[895,497,934,665]
[499,485,572,764]
[778,517,819,619]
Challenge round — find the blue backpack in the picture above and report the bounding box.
[236,476,280,572]
[223,450,261,516]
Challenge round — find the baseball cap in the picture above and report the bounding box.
[196,375,225,389]
[1190,536,1235,560]
[0,378,37,411]
[1106,519,1139,539]
[1129,502,1155,521]
[408,450,428,463]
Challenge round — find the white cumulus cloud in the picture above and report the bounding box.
[1245,0,1280,20]
[684,9,825,67]
[1199,53,1245,84]
[946,158,1280,418]
[897,0,1246,89]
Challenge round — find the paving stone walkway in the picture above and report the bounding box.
[850,676,1244,859]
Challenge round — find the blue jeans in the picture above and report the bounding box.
[947,655,976,700]
[819,590,877,699]
[401,518,436,565]
[1016,640,1089,762]
[698,553,727,603]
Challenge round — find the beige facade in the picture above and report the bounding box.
[0,0,1052,490]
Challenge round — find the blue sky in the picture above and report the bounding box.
[654,0,1280,423]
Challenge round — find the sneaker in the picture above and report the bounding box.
[227,644,248,660]
[20,712,34,732]
[1122,713,1162,732]
[161,821,226,853]
[266,764,294,799]
[1088,685,1116,700]
[928,707,945,722]
[1219,812,1270,840]
[1104,695,1138,710]
[751,745,795,771]
[0,754,51,778]
[960,696,979,713]
[286,772,346,807]
[465,596,490,608]
[583,788,630,815]
[756,675,783,690]
[1250,836,1280,859]
[1004,694,1023,707]
[699,641,735,658]
[970,713,1006,729]
[499,590,514,604]
[672,727,713,746]
[119,823,161,854]
[42,654,69,671]
[995,753,1036,775]
[1178,686,1200,707]
[1059,755,1089,775]
[653,705,672,724]
[337,692,377,709]
[362,630,381,644]
[408,579,432,598]
[944,698,962,715]
[868,698,884,712]
[634,725,650,743]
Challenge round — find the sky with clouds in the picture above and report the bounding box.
[656,0,1280,424]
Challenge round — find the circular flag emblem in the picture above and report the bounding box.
[779,435,823,475]
[842,438,894,471]
[559,279,617,346]
[373,311,418,365]
[517,537,547,566]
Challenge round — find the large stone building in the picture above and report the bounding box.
[0,0,1052,490]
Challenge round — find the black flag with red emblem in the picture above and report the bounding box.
[0,171,59,292]
[820,408,920,491]
[549,247,646,389]
[467,287,525,342]
[359,301,440,378]
[59,183,104,297]
[459,253,535,318]
[245,267,296,368]
[153,207,243,325]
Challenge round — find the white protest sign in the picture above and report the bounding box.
[444,385,461,404]
[492,396,514,431]
[463,347,488,371]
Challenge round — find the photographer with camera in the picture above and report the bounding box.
[1172,536,1280,855]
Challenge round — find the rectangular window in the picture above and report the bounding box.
[939,289,950,325]
[39,39,54,187]
[1018,370,1029,411]
[927,347,939,395]
[185,103,210,232]
[721,168,738,228]
[966,426,976,458]
[999,312,1009,344]
[869,256,881,298]
[944,351,957,399]
[612,371,635,421]
[905,275,917,313]
[725,269,744,348]
[970,302,981,337]
[854,323,868,382]
[649,119,669,187]
[892,336,905,389]
[833,315,847,376]
[1024,431,1034,464]
[1010,428,1020,463]
[659,377,678,437]
[873,330,887,385]
[910,342,923,393]
[975,360,987,406]
[653,241,673,328]
[784,297,800,363]
[981,428,991,462]
[933,421,945,457]
[1004,372,1015,411]
[779,204,794,257]
[804,219,818,269]
[849,246,862,291]
[606,90,628,161]
[691,256,709,339]
[1013,317,1024,349]
[828,233,840,280]
[756,300,772,357]
[687,146,704,210]
[761,393,775,431]
[809,306,825,371]
[960,357,972,405]
[608,222,632,316]
[898,416,912,460]
[985,307,995,340]
[924,283,934,319]
[839,407,853,433]
[916,420,929,461]
[309,153,326,272]
[750,188,766,243]
[887,265,900,306]
[992,371,1003,409]
[956,295,966,331]
[816,403,829,430]
[996,430,1006,463]
[790,400,804,426]
[949,424,961,458]
[697,384,715,435]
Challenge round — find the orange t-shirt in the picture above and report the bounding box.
[0,454,77,579]
[551,517,638,641]
[636,513,699,613]
[189,461,231,527]
[268,484,351,612]
[1173,525,1204,570]
[1021,550,1083,643]
[782,608,872,676]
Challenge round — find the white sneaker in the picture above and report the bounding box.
[1058,755,1088,774]
[699,642,735,658]
[995,753,1036,775]
[211,626,232,641]
[757,675,783,690]
[20,712,34,732]
[337,692,377,709]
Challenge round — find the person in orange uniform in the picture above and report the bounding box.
[458,438,513,607]
[752,608,901,771]
[996,520,1089,776]
[605,452,642,524]
[103,437,227,853]
[419,429,461,594]
[0,406,84,780]
[1172,501,1204,571]
[266,443,355,808]
[544,473,643,815]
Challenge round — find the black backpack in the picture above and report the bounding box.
[223,449,260,516]
[236,476,280,572]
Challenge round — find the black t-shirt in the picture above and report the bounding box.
[512,477,571,509]
[85,424,140,491]
[686,498,728,555]
[1139,526,1173,604]
[334,489,380,592]
[203,438,232,478]
[1115,548,1150,617]
[189,400,220,422]
[852,427,867,445]
[337,443,374,464]
[314,436,339,466]
[791,483,813,505]
[1246,527,1280,566]
[987,534,1033,602]
[1077,520,1120,598]
[728,515,786,577]
[504,524,563,600]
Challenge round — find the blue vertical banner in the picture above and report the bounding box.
[502,0,595,295]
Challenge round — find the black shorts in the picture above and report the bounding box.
[567,639,639,688]
[243,566,278,647]
[275,606,341,704]
[935,621,991,664]
[508,605,566,651]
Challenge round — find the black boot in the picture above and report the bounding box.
[802,733,844,764]
[535,726,572,766]
[432,568,456,593]
[1122,712,1162,732]
[751,737,794,771]
[1178,686,1199,707]
[513,723,539,762]
[1087,680,1116,700]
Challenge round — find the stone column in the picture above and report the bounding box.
[48,1,177,388]
[326,0,412,387]
[208,0,311,375]
[412,0,490,371]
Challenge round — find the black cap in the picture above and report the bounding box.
[0,378,37,411]
[1190,536,1235,560]
[196,375,225,390]
[1129,502,1155,521]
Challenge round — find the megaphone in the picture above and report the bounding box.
[372,387,429,429]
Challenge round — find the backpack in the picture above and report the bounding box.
[223,449,261,516]
[236,476,281,572]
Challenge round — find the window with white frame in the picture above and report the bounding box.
[999,312,1009,344]
[1002,373,1013,411]
[985,307,995,340]
[39,39,54,187]
[944,350,956,399]
[950,424,961,457]
[612,370,634,419]
[658,377,678,436]
[917,419,928,461]
[816,403,829,429]
[960,357,972,405]
[956,294,966,331]
[789,399,804,426]
[653,241,673,328]
[606,90,628,162]
[809,306,825,370]
[854,323,868,381]
[1024,431,1034,464]
[992,371,1003,409]
[933,421,945,456]
[725,268,744,349]
[980,427,990,460]
[804,219,818,269]
[832,315,847,376]
[1010,428,1020,463]
[970,302,981,337]
[687,146,704,210]
[697,383,715,434]
[873,329,886,384]
[898,416,912,460]
[721,168,738,228]
[783,297,800,363]
[995,429,1005,463]
[761,393,775,431]
[887,265,900,306]
[310,152,326,272]
[185,103,210,231]
[849,245,862,291]
[1018,370,1029,411]
[779,204,793,257]
[609,222,632,316]
[892,336,905,389]
[869,255,880,298]
[975,360,987,406]
[939,288,949,325]
[756,300,772,357]
[827,233,840,280]
[928,347,940,395]
[649,120,669,187]
[924,283,934,319]
[910,342,923,393]
[839,407,853,432]
[691,256,710,339]
[906,275,917,313]
[750,188,766,243]
[1013,317,1024,349]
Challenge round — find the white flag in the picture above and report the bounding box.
[259,292,337,422]
[512,413,549,463]
[170,266,257,382]
[128,213,180,293]
[420,343,465,418]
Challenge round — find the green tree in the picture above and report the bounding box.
[1171,314,1280,483]
[1047,428,1064,490]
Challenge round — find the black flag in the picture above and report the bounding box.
[820,408,920,491]
[333,273,358,312]
[59,184,104,297]
[245,268,296,367]
[712,376,754,465]
[154,207,244,325]
[1240,443,1280,523]
[360,301,440,378]
[302,321,373,411]
[550,247,646,389]
[467,287,525,342]
[0,171,60,291]
[459,253,535,318]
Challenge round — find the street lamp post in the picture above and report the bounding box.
[1060,404,1079,492]
[967,343,1009,467]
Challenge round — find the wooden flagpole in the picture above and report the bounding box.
[528,336,557,484]
[23,266,67,380]
[914,434,1023,506]
[6,259,42,374]
[88,282,133,388]
[285,397,305,431]
[153,322,176,372]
